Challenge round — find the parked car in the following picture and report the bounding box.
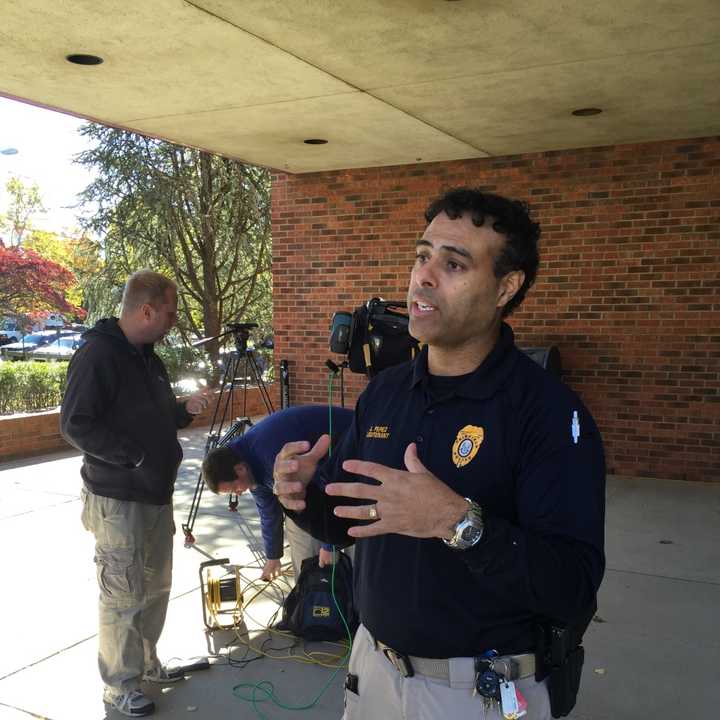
[42,313,66,329]
[30,334,85,362]
[0,330,75,360]
[1,319,24,343]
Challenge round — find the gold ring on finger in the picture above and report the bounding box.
[368,505,378,520]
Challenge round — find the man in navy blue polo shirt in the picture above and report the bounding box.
[202,405,353,580]
[273,188,605,720]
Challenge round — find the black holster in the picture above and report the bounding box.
[535,601,595,718]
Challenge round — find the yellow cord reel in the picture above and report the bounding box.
[200,558,244,631]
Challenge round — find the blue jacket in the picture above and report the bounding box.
[228,405,354,559]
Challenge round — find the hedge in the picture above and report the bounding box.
[154,344,209,385]
[0,361,68,415]
[0,346,273,416]
[154,344,274,385]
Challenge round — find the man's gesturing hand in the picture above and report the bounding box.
[272,434,330,511]
[325,443,468,539]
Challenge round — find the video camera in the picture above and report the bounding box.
[329,298,420,378]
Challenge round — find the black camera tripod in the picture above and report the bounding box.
[181,322,275,546]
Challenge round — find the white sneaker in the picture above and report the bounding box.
[103,687,155,717]
[142,664,184,683]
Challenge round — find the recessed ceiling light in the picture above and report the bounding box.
[572,107,602,117]
[66,54,104,66]
[303,138,328,145]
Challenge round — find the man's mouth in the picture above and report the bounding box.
[412,299,436,315]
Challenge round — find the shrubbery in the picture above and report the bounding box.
[0,361,68,415]
[154,344,274,385]
[155,344,209,385]
[0,345,274,416]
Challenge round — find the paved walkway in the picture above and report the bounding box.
[0,425,718,719]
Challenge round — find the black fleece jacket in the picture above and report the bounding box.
[60,318,194,504]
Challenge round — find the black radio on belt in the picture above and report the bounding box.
[534,600,596,718]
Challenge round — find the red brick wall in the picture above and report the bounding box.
[0,409,70,461]
[271,137,720,482]
[0,386,275,463]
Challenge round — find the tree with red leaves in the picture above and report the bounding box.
[0,241,86,320]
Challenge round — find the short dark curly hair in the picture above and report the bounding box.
[424,188,541,317]
[202,446,240,493]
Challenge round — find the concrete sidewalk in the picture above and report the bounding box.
[0,425,718,719]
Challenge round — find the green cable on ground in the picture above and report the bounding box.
[232,552,352,717]
[232,372,352,718]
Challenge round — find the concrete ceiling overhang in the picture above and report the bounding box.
[1,0,719,173]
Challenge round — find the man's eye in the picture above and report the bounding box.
[415,254,428,264]
[447,260,463,271]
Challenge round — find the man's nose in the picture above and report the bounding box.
[414,259,438,288]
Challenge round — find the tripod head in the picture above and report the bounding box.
[193,322,259,354]
[325,358,348,375]
[225,323,257,354]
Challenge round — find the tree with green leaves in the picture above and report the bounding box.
[0,176,46,247]
[76,125,272,368]
[24,229,103,311]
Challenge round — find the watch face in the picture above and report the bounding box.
[461,524,482,543]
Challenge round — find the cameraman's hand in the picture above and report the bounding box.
[185,386,213,415]
[260,559,282,581]
[272,435,330,511]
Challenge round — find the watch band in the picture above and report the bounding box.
[443,498,484,551]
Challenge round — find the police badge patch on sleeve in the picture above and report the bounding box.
[452,425,484,468]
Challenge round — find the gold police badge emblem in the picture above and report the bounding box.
[452,425,484,468]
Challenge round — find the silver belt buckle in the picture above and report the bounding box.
[382,647,414,678]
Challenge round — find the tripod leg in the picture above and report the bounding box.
[218,354,241,439]
[181,353,241,545]
[247,351,275,414]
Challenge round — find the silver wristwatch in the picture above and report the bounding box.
[443,498,484,551]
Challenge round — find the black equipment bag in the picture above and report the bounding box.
[276,551,358,641]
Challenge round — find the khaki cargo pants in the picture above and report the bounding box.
[81,489,174,692]
[343,624,552,720]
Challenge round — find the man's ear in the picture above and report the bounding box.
[233,462,249,484]
[497,270,524,310]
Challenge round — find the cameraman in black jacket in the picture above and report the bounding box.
[61,270,210,718]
